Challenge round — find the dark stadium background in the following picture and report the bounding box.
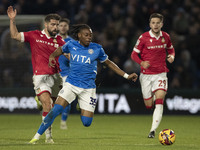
[0,0,200,115]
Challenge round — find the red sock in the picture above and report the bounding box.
[155,99,164,105]
[42,112,48,117]
[146,105,153,109]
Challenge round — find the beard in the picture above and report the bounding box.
[47,28,58,37]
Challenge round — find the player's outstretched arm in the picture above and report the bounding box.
[103,59,138,82]
[7,6,21,41]
[49,47,63,68]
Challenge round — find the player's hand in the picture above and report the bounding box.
[49,56,56,68]
[127,73,138,82]
[141,61,150,69]
[167,55,174,63]
[7,6,17,20]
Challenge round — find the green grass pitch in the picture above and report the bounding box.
[0,114,199,150]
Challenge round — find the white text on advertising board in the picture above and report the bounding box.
[166,95,200,114]
[0,97,37,111]
[0,94,131,113]
[97,93,131,113]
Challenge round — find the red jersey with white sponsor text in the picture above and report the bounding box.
[133,30,175,74]
[21,30,65,75]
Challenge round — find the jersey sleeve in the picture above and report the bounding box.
[133,35,144,53]
[98,47,108,63]
[61,41,70,53]
[166,34,175,56]
[131,51,142,64]
[21,31,34,43]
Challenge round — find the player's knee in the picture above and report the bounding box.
[41,100,52,110]
[81,116,93,127]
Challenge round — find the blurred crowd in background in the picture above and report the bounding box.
[0,0,200,89]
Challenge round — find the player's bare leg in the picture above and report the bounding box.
[144,98,154,109]
[148,90,166,138]
[35,96,43,111]
[81,110,93,117]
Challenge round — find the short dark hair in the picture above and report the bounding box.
[44,14,61,22]
[149,13,164,22]
[60,18,70,25]
[69,24,91,40]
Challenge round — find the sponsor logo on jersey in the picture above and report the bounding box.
[36,39,59,48]
[147,44,166,49]
[71,54,91,64]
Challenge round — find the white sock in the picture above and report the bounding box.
[150,104,163,132]
[33,133,41,140]
[61,120,66,124]
[45,126,52,139]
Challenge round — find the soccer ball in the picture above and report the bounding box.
[158,129,176,145]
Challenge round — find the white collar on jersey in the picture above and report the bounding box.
[57,33,68,39]
[149,30,162,40]
[42,30,58,39]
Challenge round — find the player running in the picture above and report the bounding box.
[29,24,138,144]
[131,13,175,138]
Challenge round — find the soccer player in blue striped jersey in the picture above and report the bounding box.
[29,24,138,144]
[58,18,73,130]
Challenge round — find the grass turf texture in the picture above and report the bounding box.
[0,114,199,150]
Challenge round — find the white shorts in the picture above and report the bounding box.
[58,82,97,112]
[61,75,67,86]
[139,73,168,100]
[33,74,62,98]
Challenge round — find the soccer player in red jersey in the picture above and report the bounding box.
[131,13,175,138]
[7,6,65,143]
